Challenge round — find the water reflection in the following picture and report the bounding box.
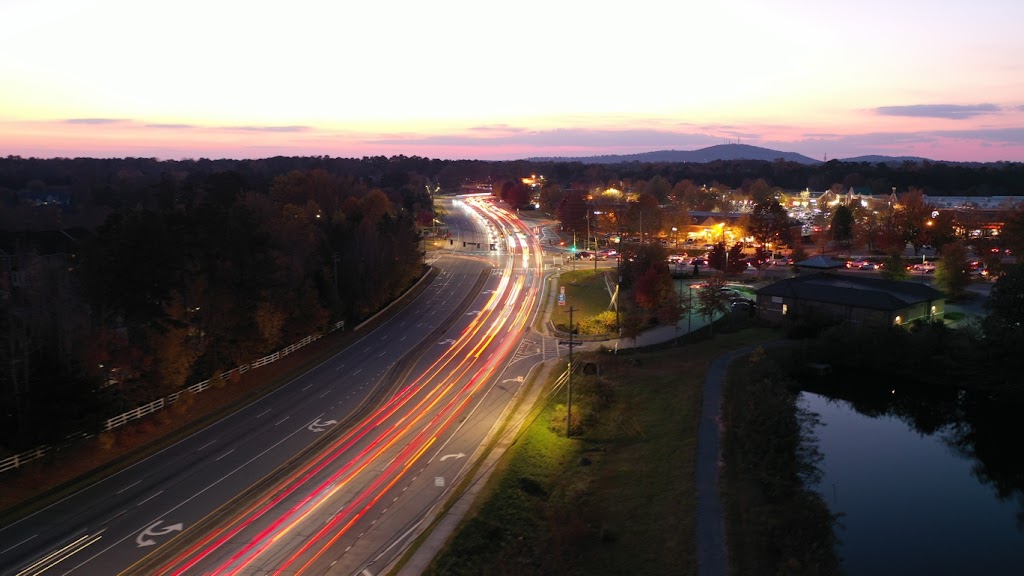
[800,390,1024,575]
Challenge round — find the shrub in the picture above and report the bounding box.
[98,431,117,451]
[578,311,618,335]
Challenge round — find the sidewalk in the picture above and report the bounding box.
[395,355,561,576]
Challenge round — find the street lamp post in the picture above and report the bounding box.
[672,226,678,249]
[688,284,694,334]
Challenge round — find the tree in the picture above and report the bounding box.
[982,264,1024,342]
[880,252,910,281]
[747,178,775,204]
[893,188,932,251]
[671,180,704,207]
[557,190,589,237]
[999,209,1024,263]
[934,241,971,299]
[538,181,564,212]
[644,175,672,204]
[629,193,661,240]
[727,243,747,275]
[707,242,727,271]
[633,263,673,312]
[749,200,792,249]
[499,180,531,209]
[831,205,854,247]
[695,275,731,337]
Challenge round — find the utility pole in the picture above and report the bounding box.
[567,306,573,438]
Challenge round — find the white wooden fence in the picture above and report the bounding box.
[0,320,347,473]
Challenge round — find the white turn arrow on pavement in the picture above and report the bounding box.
[440,452,466,462]
[136,520,183,547]
[308,418,338,432]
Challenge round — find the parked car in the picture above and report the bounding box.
[730,298,757,314]
[912,262,936,273]
[719,288,742,299]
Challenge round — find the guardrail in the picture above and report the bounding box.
[0,319,347,474]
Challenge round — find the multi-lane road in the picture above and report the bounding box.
[1,196,560,575]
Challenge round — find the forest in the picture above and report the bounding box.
[1,154,1022,453]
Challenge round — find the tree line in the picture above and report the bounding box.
[2,154,1023,451]
[1,166,426,451]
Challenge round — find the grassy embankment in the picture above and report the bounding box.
[721,346,841,575]
[547,268,617,335]
[421,319,780,576]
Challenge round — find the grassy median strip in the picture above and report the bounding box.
[424,328,777,576]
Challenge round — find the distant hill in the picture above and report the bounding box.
[840,155,931,165]
[525,144,950,166]
[527,144,820,165]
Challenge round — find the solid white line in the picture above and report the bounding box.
[215,449,234,461]
[0,533,36,555]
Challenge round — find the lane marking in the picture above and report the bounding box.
[215,449,234,461]
[116,480,141,494]
[137,490,162,506]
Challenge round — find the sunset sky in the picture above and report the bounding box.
[2,0,1023,162]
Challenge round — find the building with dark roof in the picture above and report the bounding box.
[755,272,945,327]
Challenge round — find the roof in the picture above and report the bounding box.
[795,255,846,269]
[755,272,945,311]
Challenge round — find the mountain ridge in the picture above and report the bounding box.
[525,144,937,165]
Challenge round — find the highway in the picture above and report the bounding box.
[0,196,556,575]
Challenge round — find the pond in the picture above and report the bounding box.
[800,391,1024,575]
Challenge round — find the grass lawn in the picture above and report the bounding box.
[424,328,778,576]
[549,269,615,332]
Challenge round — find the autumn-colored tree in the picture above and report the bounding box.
[633,263,673,311]
[894,188,932,251]
[499,180,531,209]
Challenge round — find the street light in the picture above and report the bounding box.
[716,222,728,276]
[672,226,678,249]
